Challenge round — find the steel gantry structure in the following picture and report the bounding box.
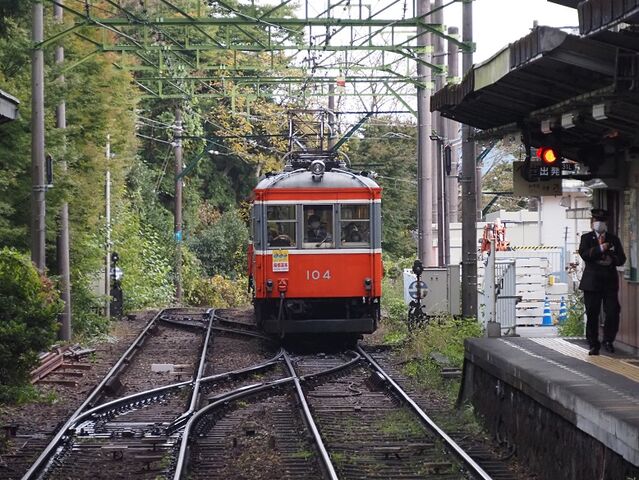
[41,0,470,105]
[32,0,477,317]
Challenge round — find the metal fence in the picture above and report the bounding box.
[478,258,517,335]
[504,247,565,283]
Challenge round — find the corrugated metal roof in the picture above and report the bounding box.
[547,0,580,7]
[430,26,639,161]
[578,0,639,37]
[431,27,616,130]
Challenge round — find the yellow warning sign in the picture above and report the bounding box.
[272,249,289,272]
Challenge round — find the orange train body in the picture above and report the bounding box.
[252,251,383,299]
[248,169,383,335]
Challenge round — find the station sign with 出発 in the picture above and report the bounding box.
[513,161,562,196]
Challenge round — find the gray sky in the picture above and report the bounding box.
[444,0,579,63]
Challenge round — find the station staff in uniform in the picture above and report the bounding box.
[578,209,626,355]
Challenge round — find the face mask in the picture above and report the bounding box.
[310,222,320,229]
[593,221,607,234]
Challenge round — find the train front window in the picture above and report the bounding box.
[267,205,296,248]
[340,204,370,247]
[303,205,334,248]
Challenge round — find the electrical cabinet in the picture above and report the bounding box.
[403,265,461,316]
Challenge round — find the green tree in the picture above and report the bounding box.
[188,207,249,278]
[0,248,62,401]
[348,119,418,258]
[113,204,175,310]
[481,143,530,215]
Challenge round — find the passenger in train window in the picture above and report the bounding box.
[578,208,626,355]
[342,222,370,244]
[340,204,371,246]
[344,222,363,242]
[306,214,331,244]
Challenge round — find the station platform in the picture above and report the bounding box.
[461,336,639,480]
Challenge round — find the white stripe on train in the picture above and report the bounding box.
[258,199,381,205]
[255,248,382,255]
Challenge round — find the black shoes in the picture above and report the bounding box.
[589,342,614,355]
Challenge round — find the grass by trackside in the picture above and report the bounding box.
[377,265,484,432]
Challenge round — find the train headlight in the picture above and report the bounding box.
[364,278,372,291]
[310,160,325,182]
[266,279,274,293]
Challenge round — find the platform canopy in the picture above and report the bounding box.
[431,24,639,162]
[548,0,639,38]
[576,0,639,47]
[0,89,19,124]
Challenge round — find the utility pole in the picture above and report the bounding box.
[55,1,71,340]
[444,25,461,267]
[174,108,183,304]
[446,26,460,224]
[105,135,111,321]
[461,0,477,317]
[433,0,445,267]
[417,0,434,266]
[31,0,46,271]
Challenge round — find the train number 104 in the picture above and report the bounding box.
[306,269,331,280]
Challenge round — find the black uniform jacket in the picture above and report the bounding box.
[578,230,626,292]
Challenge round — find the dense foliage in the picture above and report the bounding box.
[188,208,250,278]
[349,120,418,258]
[0,0,428,363]
[0,248,62,401]
[481,141,530,215]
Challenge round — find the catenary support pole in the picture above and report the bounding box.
[446,26,460,224]
[417,0,434,266]
[433,0,445,267]
[31,0,46,271]
[461,0,477,317]
[55,1,71,340]
[105,136,111,321]
[174,108,183,303]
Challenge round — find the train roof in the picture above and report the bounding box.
[255,168,380,191]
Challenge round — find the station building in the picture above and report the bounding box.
[433,1,639,350]
[432,2,639,478]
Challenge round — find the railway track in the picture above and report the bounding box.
[20,307,518,480]
[172,343,494,480]
[21,308,212,479]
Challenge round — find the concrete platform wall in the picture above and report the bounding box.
[619,277,639,351]
[460,361,639,480]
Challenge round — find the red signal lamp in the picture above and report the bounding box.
[537,147,560,165]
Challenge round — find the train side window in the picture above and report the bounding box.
[340,204,370,247]
[267,205,296,248]
[303,205,334,248]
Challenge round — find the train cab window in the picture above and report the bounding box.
[340,204,370,247]
[267,205,296,248]
[303,205,334,248]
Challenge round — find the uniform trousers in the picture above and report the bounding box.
[583,289,620,347]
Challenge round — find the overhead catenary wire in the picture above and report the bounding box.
[154,144,173,192]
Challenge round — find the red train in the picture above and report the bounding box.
[248,156,382,336]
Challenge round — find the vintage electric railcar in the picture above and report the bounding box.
[248,158,382,335]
